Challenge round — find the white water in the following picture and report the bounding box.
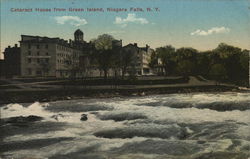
[1,92,250,159]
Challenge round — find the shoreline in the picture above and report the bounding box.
[0,85,247,105]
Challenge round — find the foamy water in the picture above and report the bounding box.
[1,92,250,159]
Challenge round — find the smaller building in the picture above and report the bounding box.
[0,59,4,77]
[3,44,21,78]
[123,43,153,75]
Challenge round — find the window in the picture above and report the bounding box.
[28,44,31,49]
[37,59,40,63]
[46,52,49,56]
[36,70,42,75]
[28,51,31,55]
[45,44,48,49]
[37,52,40,55]
[45,58,49,63]
[28,68,32,75]
[28,58,31,63]
[37,45,40,49]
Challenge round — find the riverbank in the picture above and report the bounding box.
[0,85,245,105]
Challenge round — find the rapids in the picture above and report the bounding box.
[1,92,250,159]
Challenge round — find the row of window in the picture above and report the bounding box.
[57,59,79,64]
[57,45,73,52]
[27,58,49,64]
[57,59,68,64]
[28,44,49,49]
[28,51,49,56]
[57,53,79,58]
[27,68,49,75]
[57,53,71,58]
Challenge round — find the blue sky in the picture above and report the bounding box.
[1,0,249,58]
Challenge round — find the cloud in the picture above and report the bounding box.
[106,30,125,34]
[114,13,149,27]
[191,27,230,36]
[54,16,87,26]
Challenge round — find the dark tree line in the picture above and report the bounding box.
[149,43,249,86]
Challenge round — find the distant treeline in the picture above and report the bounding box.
[149,43,249,86]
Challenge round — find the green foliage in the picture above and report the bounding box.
[209,64,227,81]
[155,45,176,75]
[92,34,117,78]
[148,50,158,68]
[151,43,248,86]
[196,52,210,76]
[89,34,248,86]
[214,43,241,59]
[117,48,137,78]
[212,43,248,83]
[239,50,249,75]
[93,34,114,50]
[177,60,195,76]
[175,47,197,61]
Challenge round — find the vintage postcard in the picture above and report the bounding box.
[0,0,249,158]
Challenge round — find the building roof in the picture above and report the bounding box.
[20,35,63,43]
[123,43,150,52]
[74,29,83,35]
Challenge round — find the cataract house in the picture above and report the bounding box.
[19,29,153,78]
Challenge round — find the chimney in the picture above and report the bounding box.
[69,39,72,46]
[15,44,18,47]
[134,43,137,47]
[8,46,11,48]
[120,39,122,46]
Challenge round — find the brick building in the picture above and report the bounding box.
[6,29,153,78]
[20,31,85,77]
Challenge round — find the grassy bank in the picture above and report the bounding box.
[0,85,241,105]
[44,76,189,86]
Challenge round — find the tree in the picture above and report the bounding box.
[177,60,195,76]
[156,45,176,76]
[209,64,227,83]
[175,47,197,75]
[92,34,117,79]
[239,49,249,85]
[148,50,158,68]
[240,50,249,71]
[148,50,160,74]
[213,43,242,81]
[176,47,197,61]
[196,51,210,76]
[116,48,136,78]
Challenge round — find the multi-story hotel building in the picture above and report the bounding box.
[19,29,153,78]
[20,30,86,77]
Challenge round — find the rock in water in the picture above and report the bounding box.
[51,114,64,121]
[1,115,43,124]
[80,114,88,121]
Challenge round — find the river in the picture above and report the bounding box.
[1,92,250,159]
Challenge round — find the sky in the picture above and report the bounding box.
[0,0,249,59]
